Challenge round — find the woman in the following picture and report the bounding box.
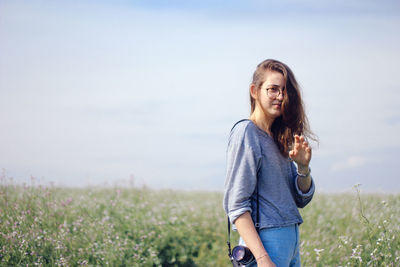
[223,59,316,267]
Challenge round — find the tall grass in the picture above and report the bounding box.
[300,185,399,266]
[0,181,399,266]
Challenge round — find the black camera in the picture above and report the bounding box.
[231,245,255,265]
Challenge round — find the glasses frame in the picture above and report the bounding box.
[266,87,285,98]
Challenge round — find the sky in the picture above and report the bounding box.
[0,0,399,192]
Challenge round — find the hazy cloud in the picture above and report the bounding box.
[330,156,370,172]
[1,0,399,192]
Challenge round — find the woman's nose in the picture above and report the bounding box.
[277,91,284,100]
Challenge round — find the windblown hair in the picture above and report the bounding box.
[250,59,317,157]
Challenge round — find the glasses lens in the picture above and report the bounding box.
[268,88,281,98]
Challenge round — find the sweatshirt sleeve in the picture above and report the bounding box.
[223,127,261,224]
[291,161,315,208]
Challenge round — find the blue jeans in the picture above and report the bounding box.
[239,224,301,267]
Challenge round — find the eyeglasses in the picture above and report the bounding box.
[266,87,284,98]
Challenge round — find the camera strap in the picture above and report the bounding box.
[227,176,260,258]
[226,119,260,259]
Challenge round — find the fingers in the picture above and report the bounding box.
[295,142,300,150]
[294,135,310,149]
[291,135,312,165]
[302,141,311,155]
[294,135,305,145]
[292,135,312,155]
[302,141,309,149]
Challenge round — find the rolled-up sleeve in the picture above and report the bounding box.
[291,162,315,208]
[223,139,260,224]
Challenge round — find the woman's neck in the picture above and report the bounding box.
[249,109,274,136]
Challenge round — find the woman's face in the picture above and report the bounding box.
[252,69,285,121]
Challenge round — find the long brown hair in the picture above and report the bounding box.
[250,59,317,157]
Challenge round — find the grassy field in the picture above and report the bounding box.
[0,183,399,266]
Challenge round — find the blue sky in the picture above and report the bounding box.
[1,0,399,192]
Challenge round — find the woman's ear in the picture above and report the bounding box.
[250,84,258,100]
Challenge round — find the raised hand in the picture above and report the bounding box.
[289,135,312,169]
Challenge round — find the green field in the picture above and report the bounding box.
[0,184,399,266]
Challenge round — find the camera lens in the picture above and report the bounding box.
[232,246,255,264]
[232,246,245,260]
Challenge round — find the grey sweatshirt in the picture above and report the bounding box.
[223,119,315,230]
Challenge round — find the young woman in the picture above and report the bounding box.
[223,59,316,267]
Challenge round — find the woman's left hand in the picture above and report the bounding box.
[289,135,312,168]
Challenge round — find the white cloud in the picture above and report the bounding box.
[330,156,369,172]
